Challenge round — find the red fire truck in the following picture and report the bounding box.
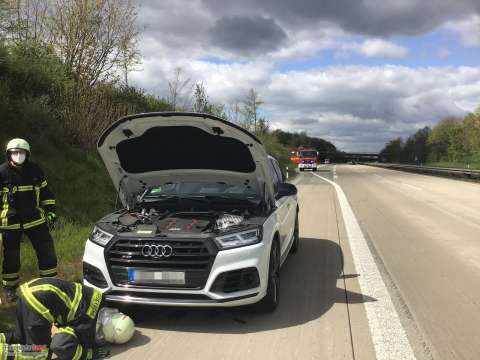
[290,147,319,171]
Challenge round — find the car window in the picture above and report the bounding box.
[269,159,280,194]
[272,159,285,183]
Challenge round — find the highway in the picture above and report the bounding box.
[110,165,480,359]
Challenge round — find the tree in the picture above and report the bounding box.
[1,0,49,42]
[49,0,139,86]
[241,88,263,133]
[167,67,191,110]
[380,138,403,163]
[192,82,209,113]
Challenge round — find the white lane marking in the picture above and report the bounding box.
[312,172,416,360]
[400,182,422,191]
[333,164,338,180]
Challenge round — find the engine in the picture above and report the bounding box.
[114,208,246,235]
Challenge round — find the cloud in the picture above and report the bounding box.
[445,15,480,47]
[208,16,287,55]
[131,60,480,152]
[202,0,480,37]
[341,39,408,58]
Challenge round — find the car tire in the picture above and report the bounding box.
[255,239,280,313]
[290,212,299,254]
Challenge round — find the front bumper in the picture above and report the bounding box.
[82,239,270,307]
[298,163,317,169]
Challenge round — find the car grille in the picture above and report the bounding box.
[105,238,217,289]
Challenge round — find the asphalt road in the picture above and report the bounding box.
[335,164,480,360]
[109,165,480,359]
[109,168,375,360]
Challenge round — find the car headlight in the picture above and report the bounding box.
[214,227,262,250]
[89,226,114,247]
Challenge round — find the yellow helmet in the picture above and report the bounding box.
[6,138,30,153]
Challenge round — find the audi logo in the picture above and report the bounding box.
[141,244,174,258]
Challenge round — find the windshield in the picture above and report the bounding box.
[142,182,260,201]
[300,151,317,158]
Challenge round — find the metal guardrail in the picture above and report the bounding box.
[361,163,480,181]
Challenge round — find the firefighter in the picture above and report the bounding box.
[0,138,58,303]
[0,278,135,359]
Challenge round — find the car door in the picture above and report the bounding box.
[273,159,296,253]
[270,158,289,257]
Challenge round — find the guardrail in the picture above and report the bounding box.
[361,163,480,181]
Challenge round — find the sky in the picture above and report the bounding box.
[129,0,480,152]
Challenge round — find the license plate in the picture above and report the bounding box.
[128,270,185,285]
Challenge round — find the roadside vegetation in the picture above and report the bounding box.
[380,112,480,169]
[0,0,334,327]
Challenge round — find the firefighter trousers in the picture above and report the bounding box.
[1,223,57,289]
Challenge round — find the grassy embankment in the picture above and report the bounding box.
[0,137,115,329]
[426,162,480,170]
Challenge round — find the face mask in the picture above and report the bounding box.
[10,151,26,165]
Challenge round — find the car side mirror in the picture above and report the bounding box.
[277,182,297,198]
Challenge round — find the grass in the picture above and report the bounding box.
[426,162,480,170]
[0,139,115,330]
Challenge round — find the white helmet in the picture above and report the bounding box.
[101,312,135,344]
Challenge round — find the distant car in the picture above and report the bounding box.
[324,159,330,164]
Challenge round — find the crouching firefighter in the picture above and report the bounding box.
[0,278,135,359]
[0,138,58,302]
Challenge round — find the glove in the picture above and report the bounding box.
[93,346,111,359]
[46,212,57,227]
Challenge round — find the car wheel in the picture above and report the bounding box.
[290,212,299,254]
[255,239,280,313]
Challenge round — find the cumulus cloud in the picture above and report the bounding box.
[129,0,480,152]
[209,16,287,55]
[445,15,480,47]
[131,60,480,151]
[341,39,408,58]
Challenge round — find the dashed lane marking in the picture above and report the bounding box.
[311,172,416,360]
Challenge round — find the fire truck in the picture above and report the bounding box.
[290,147,319,171]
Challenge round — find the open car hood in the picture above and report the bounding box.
[97,112,274,207]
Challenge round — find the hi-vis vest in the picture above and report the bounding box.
[20,278,103,359]
[0,162,56,230]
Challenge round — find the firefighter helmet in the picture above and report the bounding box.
[6,138,30,153]
[102,313,135,344]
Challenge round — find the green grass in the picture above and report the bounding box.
[426,162,480,170]
[0,141,115,330]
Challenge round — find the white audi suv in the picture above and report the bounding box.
[82,112,299,312]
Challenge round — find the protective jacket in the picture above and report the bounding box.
[0,278,103,360]
[0,161,55,230]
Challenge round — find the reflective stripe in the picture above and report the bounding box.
[1,190,8,227]
[87,348,93,360]
[56,326,76,338]
[0,223,21,230]
[17,185,34,192]
[40,200,55,206]
[2,272,19,279]
[86,289,102,319]
[68,283,83,322]
[72,344,83,360]
[35,186,40,209]
[30,285,71,314]
[2,278,20,287]
[40,181,47,189]
[56,327,83,360]
[20,284,55,323]
[0,344,6,360]
[0,333,5,343]
[22,218,45,229]
[38,268,57,276]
